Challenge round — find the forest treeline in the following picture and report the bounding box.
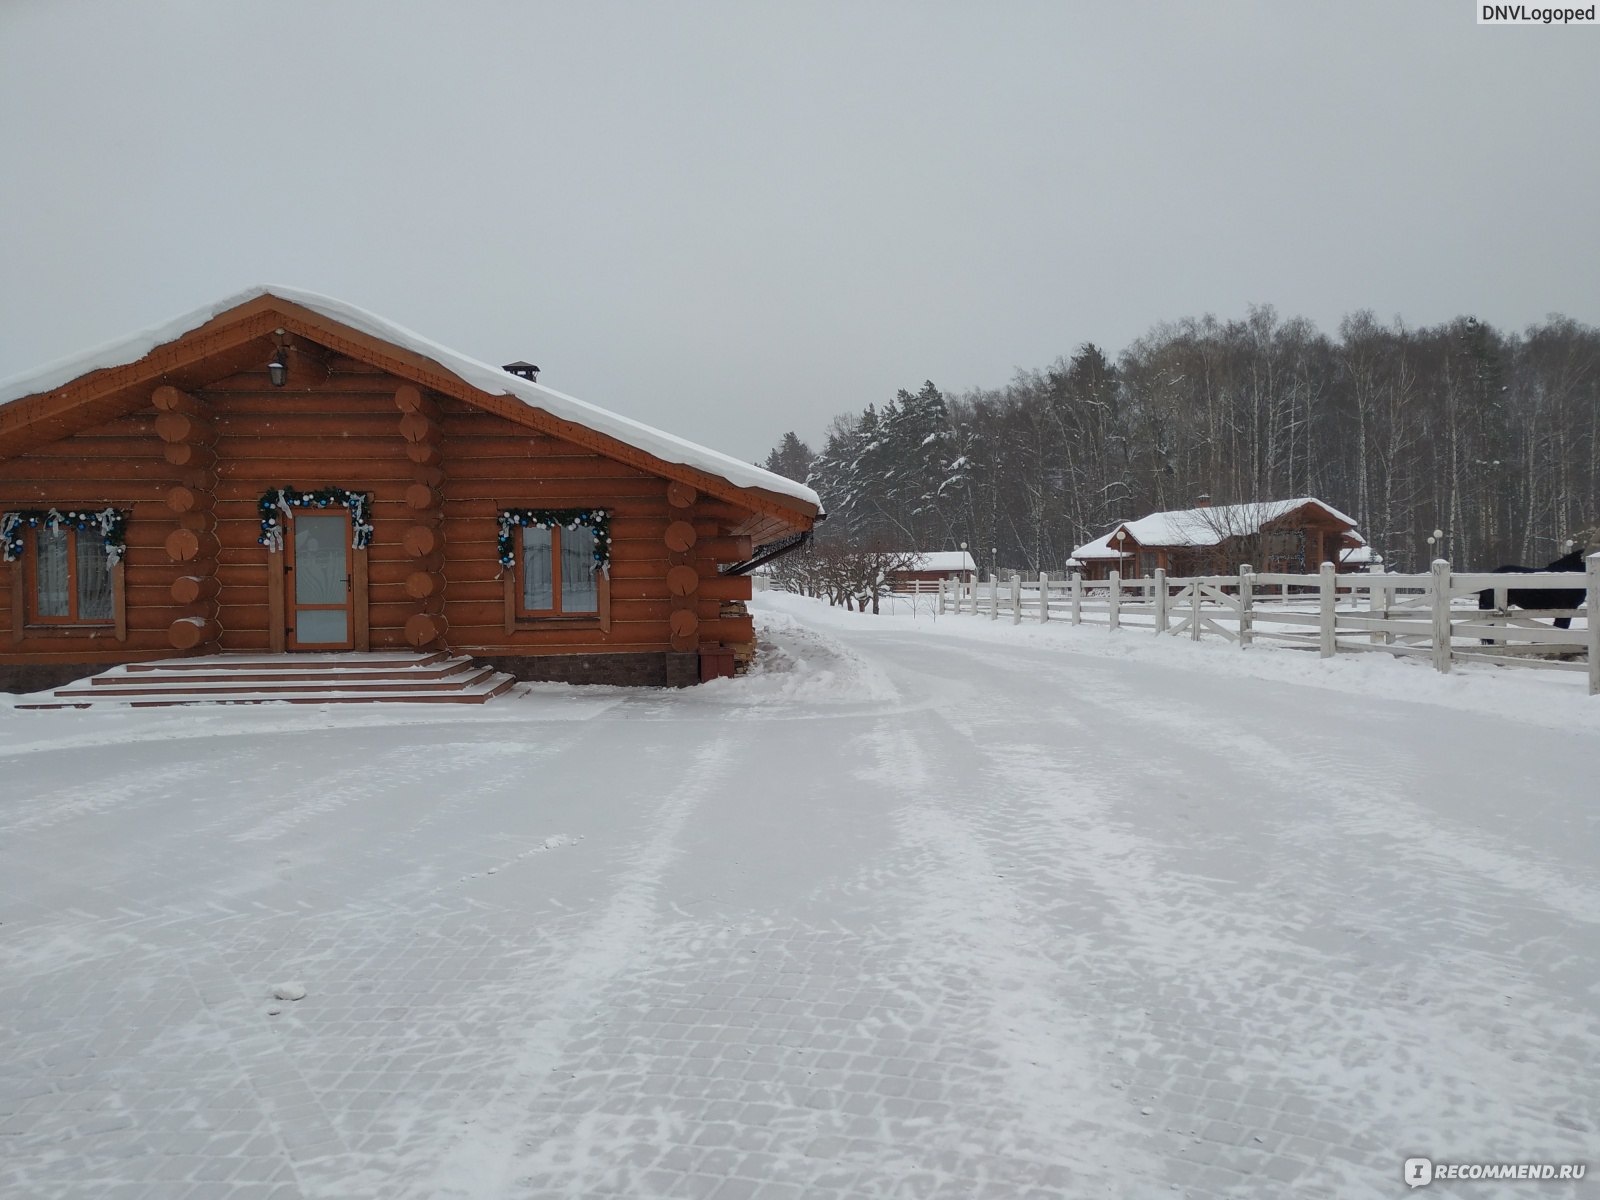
[763,307,1600,574]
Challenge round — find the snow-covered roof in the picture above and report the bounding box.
[1070,531,1134,560]
[902,550,976,572]
[1116,498,1356,549]
[1339,545,1382,565]
[0,285,820,511]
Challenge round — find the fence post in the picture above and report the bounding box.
[1010,573,1022,625]
[1491,582,1508,646]
[1318,561,1337,658]
[1191,573,1204,642]
[938,578,947,615]
[1238,565,1253,648]
[1153,568,1168,634]
[1070,573,1082,625]
[1109,570,1121,631]
[989,574,999,621]
[1431,558,1453,675]
[1039,572,1050,622]
[1587,552,1599,696]
[1369,570,1389,645]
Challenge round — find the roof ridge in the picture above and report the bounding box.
[0,285,819,513]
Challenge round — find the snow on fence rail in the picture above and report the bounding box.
[937,556,1600,695]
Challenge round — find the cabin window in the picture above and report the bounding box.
[29,525,114,624]
[517,524,600,616]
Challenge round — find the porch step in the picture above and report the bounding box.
[121,651,454,673]
[94,658,474,687]
[15,652,517,709]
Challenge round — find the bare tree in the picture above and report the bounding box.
[770,537,919,614]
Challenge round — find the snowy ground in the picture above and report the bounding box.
[2,593,1596,1200]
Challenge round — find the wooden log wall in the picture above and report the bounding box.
[153,386,221,650]
[430,395,761,655]
[395,384,448,648]
[0,408,175,667]
[434,394,663,652]
[665,481,701,652]
[1,347,771,669]
[203,358,415,652]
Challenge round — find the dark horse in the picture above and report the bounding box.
[1477,545,1590,632]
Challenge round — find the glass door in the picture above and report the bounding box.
[289,513,353,649]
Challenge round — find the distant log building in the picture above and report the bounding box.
[1069,498,1374,581]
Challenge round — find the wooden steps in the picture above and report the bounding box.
[15,652,516,708]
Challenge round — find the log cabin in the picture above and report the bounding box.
[885,550,977,589]
[1069,498,1367,581]
[0,286,820,694]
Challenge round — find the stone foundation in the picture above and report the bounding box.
[0,662,115,695]
[720,600,757,674]
[2,651,709,694]
[472,651,702,688]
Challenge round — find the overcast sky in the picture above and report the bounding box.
[2,2,1596,464]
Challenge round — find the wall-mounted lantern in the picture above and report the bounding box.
[268,348,288,388]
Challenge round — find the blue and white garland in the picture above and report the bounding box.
[1,507,127,566]
[497,508,611,574]
[257,487,374,552]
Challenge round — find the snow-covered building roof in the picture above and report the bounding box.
[1114,498,1357,549]
[1339,545,1382,566]
[1072,499,1366,568]
[904,550,976,573]
[1070,530,1134,561]
[0,285,820,515]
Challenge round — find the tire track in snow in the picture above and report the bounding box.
[871,708,1357,1200]
[2,756,218,835]
[1078,693,1600,1162]
[866,637,1312,985]
[233,737,578,909]
[227,738,544,845]
[397,727,742,1200]
[857,717,1143,1186]
[855,637,1446,1191]
[895,632,1599,1182]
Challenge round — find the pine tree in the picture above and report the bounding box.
[763,432,814,484]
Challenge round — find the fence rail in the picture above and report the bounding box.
[936,557,1600,695]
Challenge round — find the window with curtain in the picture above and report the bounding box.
[518,523,599,616]
[30,526,114,624]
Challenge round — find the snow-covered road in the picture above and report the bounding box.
[2,595,1596,1199]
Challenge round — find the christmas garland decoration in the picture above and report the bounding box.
[497,508,611,574]
[1,507,127,566]
[257,487,374,552]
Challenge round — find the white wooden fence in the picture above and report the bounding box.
[937,557,1600,695]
